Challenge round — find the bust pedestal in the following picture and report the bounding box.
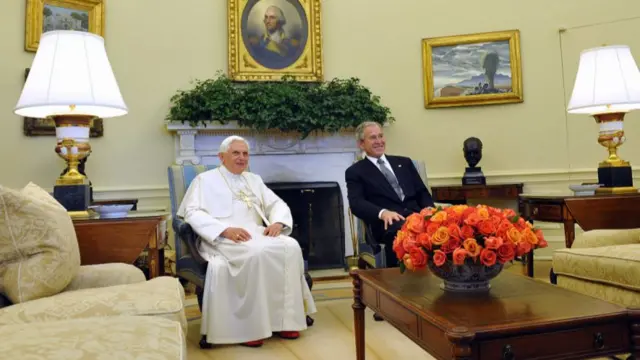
[462,167,486,185]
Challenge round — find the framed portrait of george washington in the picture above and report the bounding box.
[228,0,323,82]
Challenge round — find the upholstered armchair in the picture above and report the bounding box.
[167,164,314,348]
[349,160,447,269]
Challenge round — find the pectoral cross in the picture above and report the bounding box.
[237,190,253,209]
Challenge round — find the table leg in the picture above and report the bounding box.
[563,219,576,248]
[526,252,534,278]
[351,270,365,360]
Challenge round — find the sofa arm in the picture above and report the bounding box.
[173,218,207,265]
[572,228,640,249]
[63,263,146,292]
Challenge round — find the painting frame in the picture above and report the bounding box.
[22,68,104,137]
[25,0,105,52]
[422,29,523,109]
[228,0,324,82]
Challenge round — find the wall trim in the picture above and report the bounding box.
[428,167,640,185]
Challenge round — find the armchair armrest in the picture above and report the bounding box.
[173,218,208,265]
[572,228,640,249]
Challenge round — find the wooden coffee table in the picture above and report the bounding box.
[351,268,634,359]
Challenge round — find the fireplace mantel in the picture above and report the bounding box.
[166,120,361,258]
[166,120,360,165]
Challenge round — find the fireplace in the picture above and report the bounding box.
[267,181,346,270]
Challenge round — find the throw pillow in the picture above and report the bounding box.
[0,182,80,303]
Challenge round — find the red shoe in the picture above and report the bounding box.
[241,340,264,347]
[276,331,300,339]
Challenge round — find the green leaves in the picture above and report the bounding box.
[166,73,395,138]
[399,261,406,274]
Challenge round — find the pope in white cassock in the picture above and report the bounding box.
[177,135,317,347]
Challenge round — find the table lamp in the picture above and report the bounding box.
[14,30,128,217]
[567,45,640,194]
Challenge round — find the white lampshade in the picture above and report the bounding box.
[567,45,640,114]
[14,30,127,119]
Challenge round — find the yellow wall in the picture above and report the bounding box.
[1,0,640,257]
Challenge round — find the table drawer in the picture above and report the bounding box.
[479,322,628,359]
[528,203,564,222]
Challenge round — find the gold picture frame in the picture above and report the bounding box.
[422,29,523,109]
[228,0,323,82]
[25,0,105,52]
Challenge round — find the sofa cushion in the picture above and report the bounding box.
[553,244,640,291]
[0,315,185,359]
[0,182,80,303]
[0,276,187,333]
[64,263,146,292]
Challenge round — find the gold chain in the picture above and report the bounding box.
[217,168,265,211]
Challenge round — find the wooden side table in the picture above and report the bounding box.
[518,193,640,248]
[73,211,169,279]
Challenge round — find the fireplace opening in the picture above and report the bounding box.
[266,181,346,270]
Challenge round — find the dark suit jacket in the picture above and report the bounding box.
[345,155,435,242]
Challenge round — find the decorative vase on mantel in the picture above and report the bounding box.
[393,204,548,294]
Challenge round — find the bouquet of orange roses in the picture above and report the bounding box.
[392,205,548,273]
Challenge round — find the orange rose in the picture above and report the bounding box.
[432,250,446,267]
[452,247,468,265]
[407,247,428,270]
[430,211,448,223]
[420,207,435,217]
[441,237,461,254]
[463,238,482,258]
[503,209,516,218]
[496,220,512,239]
[402,254,414,270]
[460,225,475,239]
[535,229,548,248]
[447,223,462,240]
[464,212,481,226]
[416,233,432,250]
[496,243,515,263]
[480,248,497,266]
[477,220,497,236]
[506,226,522,244]
[425,222,440,235]
[430,226,450,245]
[402,234,418,252]
[392,230,412,259]
[484,236,504,250]
[452,205,469,215]
[516,240,532,256]
[477,207,490,220]
[522,228,539,245]
[405,213,425,234]
[444,211,461,226]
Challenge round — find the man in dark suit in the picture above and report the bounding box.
[345,121,435,268]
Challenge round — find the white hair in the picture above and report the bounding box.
[355,121,382,141]
[219,135,250,153]
[266,5,287,26]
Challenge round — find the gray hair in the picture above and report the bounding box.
[355,121,382,141]
[219,135,250,153]
[265,5,286,26]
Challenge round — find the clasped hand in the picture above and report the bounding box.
[222,223,284,243]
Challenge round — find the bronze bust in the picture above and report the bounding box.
[462,137,486,185]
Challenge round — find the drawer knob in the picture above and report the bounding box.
[593,332,605,349]
[502,344,515,360]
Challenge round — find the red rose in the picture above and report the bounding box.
[460,225,475,239]
[407,247,428,270]
[484,236,504,250]
[416,233,432,250]
[477,220,497,236]
[432,250,446,267]
[516,241,532,256]
[496,243,515,263]
[452,247,468,265]
[480,248,497,266]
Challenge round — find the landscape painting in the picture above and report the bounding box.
[25,0,105,52]
[422,30,523,108]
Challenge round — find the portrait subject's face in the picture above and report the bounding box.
[220,141,249,174]
[359,124,386,158]
[264,7,280,32]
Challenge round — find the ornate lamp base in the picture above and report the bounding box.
[593,113,637,194]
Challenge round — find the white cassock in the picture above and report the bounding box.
[176,166,317,344]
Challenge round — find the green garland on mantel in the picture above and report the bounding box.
[165,71,395,138]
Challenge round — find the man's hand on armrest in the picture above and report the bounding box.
[378,209,405,230]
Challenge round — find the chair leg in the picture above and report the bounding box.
[305,271,313,290]
[199,335,212,349]
[196,286,204,312]
[373,313,384,321]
